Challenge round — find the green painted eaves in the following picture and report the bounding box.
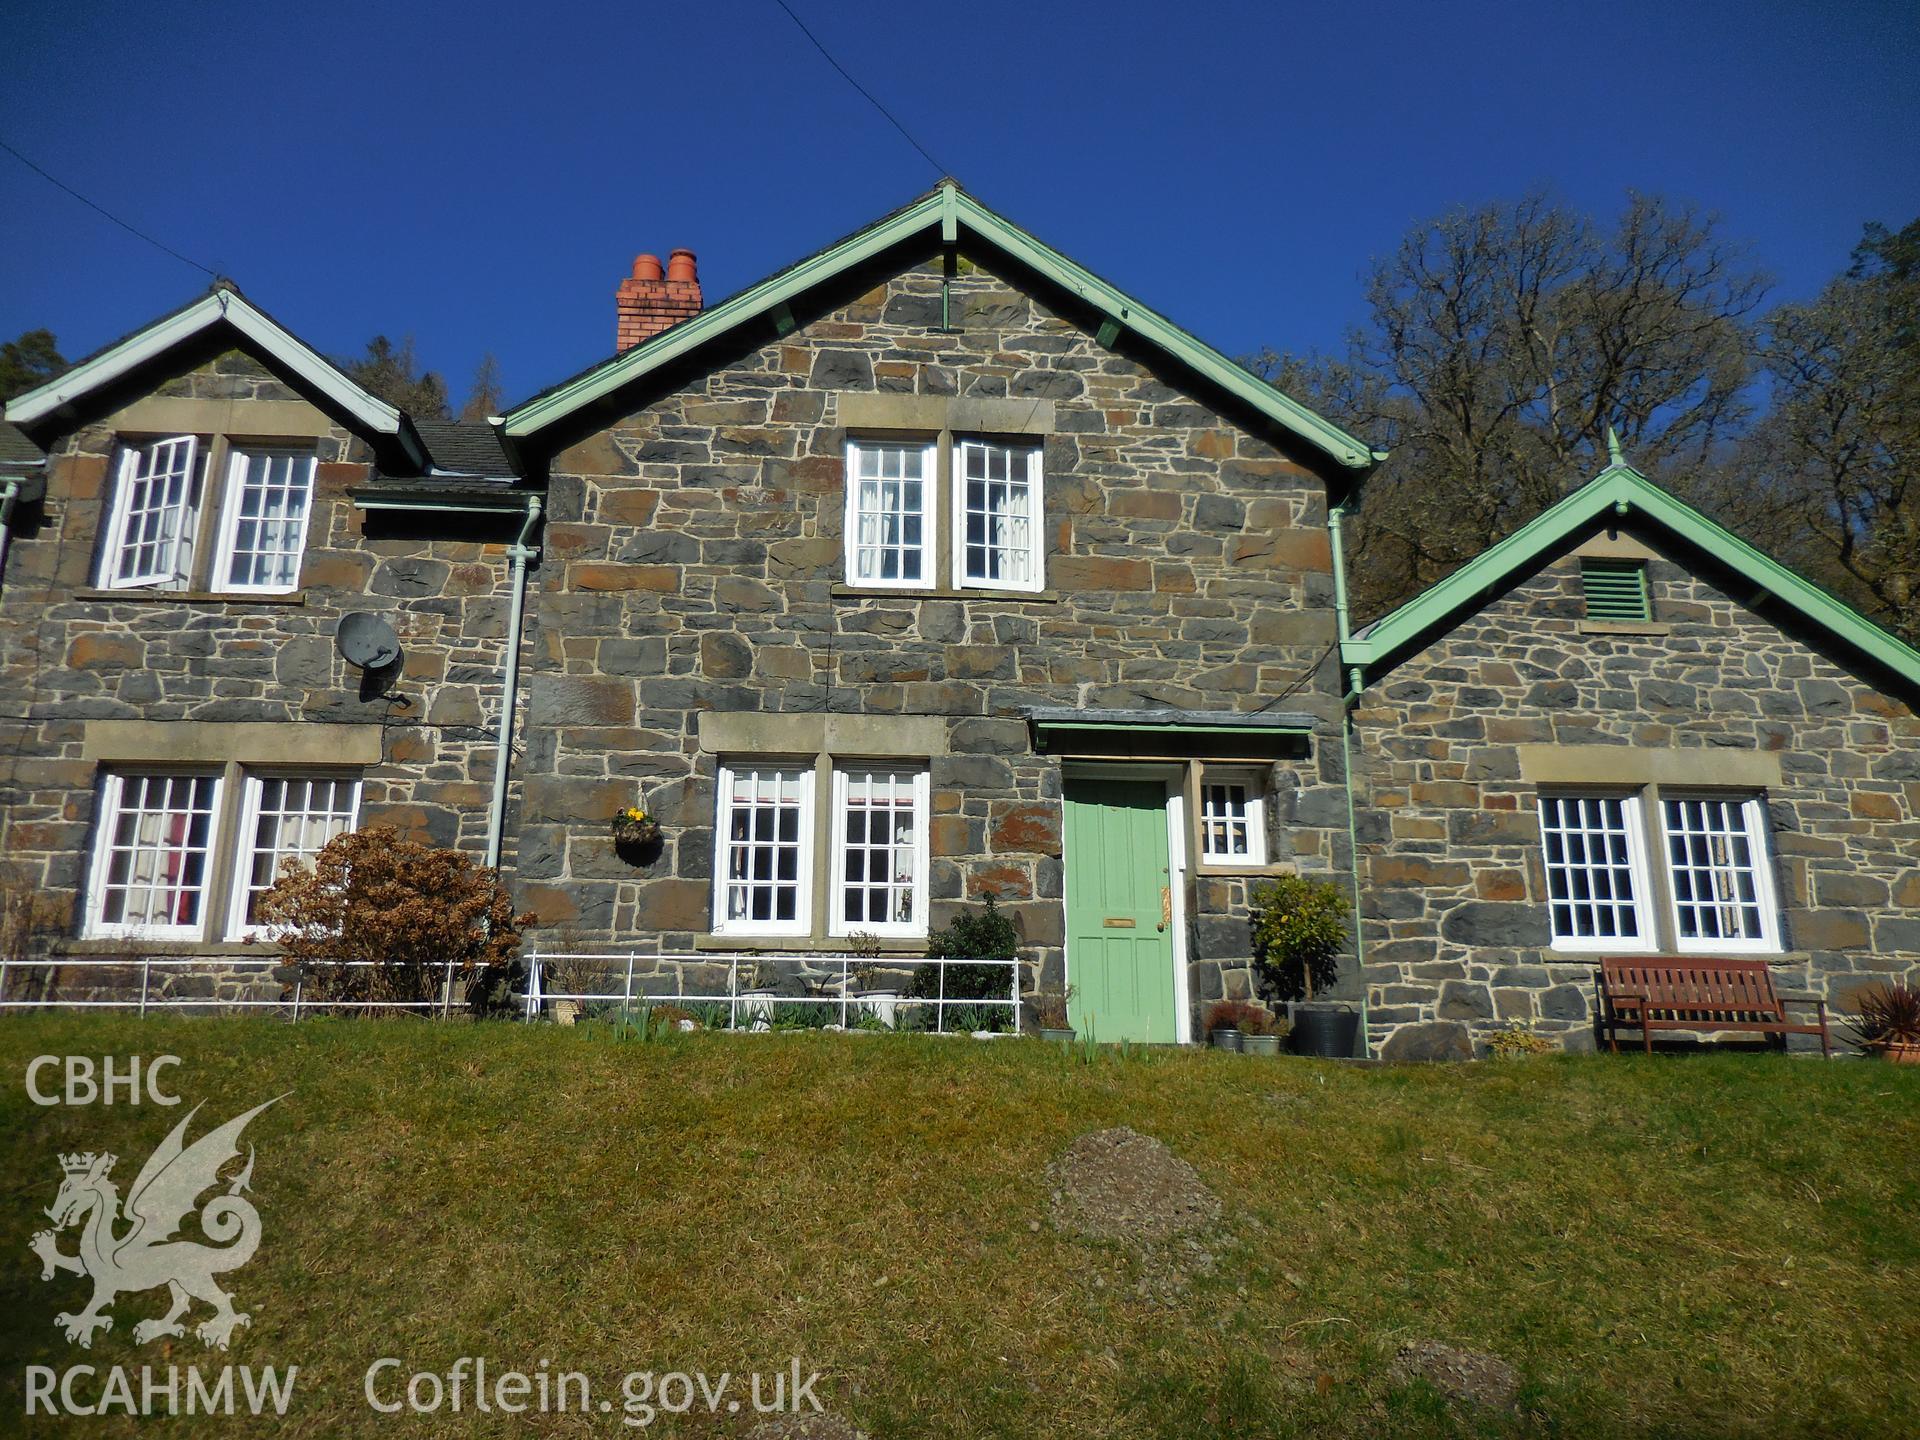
[1340,463,1920,693]
[501,182,1378,471]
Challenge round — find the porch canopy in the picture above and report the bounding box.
[1024,707,1316,761]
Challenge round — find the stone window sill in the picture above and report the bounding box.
[74,588,306,607]
[49,938,284,958]
[692,934,930,955]
[1577,620,1671,636]
[830,583,1060,604]
[1196,862,1299,879]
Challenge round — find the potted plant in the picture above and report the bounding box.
[1249,875,1357,1058]
[1205,999,1250,1052]
[1853,981,1920,1063]
[1239,1003,1289,1056]
[845,931,902,1027]
[611,803,662,852]
[737,958,779,1031]
[1031,989,1075,1043]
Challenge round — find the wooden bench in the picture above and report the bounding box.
[1597,957,1831,1057]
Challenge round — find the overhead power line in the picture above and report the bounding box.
[0,133,218,279]
[770,0,951,178]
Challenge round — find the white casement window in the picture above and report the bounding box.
[954,439,1044,591]
[1537,793,1654,952]
[99,435,203,589]
[713,764,814,936]
[1199,771,1267,866]
[85,772,223,938]
[215,449,316,593]
[227,774,361,937]
[830,766,929,936]
[1660,794,1780,953]
[845,439,936,588]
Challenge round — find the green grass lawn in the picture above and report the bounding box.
[2,1016,1917,1437]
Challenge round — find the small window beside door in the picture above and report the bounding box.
[1199,769,1267,867]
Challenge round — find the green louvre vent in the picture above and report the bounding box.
[1581,558,1651,622]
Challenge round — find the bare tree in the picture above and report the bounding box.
[1256,192,1767,617]
[1730,220,1920,641]
[461,353,504,422]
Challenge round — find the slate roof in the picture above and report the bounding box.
[0,421,46,469]
[411,421,516,478]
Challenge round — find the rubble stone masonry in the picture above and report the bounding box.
[1351,541,1920,1058]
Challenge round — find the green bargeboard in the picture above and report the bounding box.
[1064,777,1176,1043]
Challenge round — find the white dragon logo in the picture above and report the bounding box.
[30,1096,284,1351]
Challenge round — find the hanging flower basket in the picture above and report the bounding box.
[611,807,662,850]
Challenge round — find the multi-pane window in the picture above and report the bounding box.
[217,450,316,592]
[1536,789,1780,953]
[1199,772,1266,866]
[845,440,934,588]
[955,440,1044,591]
[85,772,223,937]
[1538,794,1649,950]
[831,766,929,935]
[715,765,814,935]
[1662,795,1779,952]
[228,775,361,936]
[97,433,319,593]
[99,436,204,589]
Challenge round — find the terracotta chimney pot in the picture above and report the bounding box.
[615,247,704,352]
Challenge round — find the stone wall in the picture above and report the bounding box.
[513,248,1355,1028]
[1352,540,1920,1058]
[0,350,521,950]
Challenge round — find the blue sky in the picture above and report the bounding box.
[3,1,1916,411]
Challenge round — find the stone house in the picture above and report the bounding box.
[1340,452,1920,1057]
[2,182,1915,1050]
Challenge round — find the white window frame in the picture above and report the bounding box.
[711,762,815,938]
[97,435,202,590]
[1657,792,1782,955]
[952,438,1045,593]
[843,438,937,590]
[225,772,362,939]
[84,770,225,940]
[828,764,930,938]
[214,447,317,594]
[1198,768,1267,867]
[1537,791,1657,954]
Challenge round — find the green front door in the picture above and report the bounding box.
[1064,776,1177,1043]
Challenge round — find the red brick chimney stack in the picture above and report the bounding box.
[615,249,702,352]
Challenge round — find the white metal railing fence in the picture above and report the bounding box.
[525,951,1023,1034]
[0,956,466,1019]
[0,951,1024,1033]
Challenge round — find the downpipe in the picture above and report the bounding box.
[1329,501,1370,1058]
[485,496,543,872]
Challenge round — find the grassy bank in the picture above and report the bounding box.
[2,1016,1916,1437]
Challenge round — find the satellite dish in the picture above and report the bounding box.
[336,612,403,671]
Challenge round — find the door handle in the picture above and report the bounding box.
[1158,886,1171,932]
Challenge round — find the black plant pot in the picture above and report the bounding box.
[1291,1004,1360,1058]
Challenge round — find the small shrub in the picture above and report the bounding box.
[912,896,1020,1001]
[1249,875,1349,1002]
[254,828,533,1015]
[1484,1023,1557,1059]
